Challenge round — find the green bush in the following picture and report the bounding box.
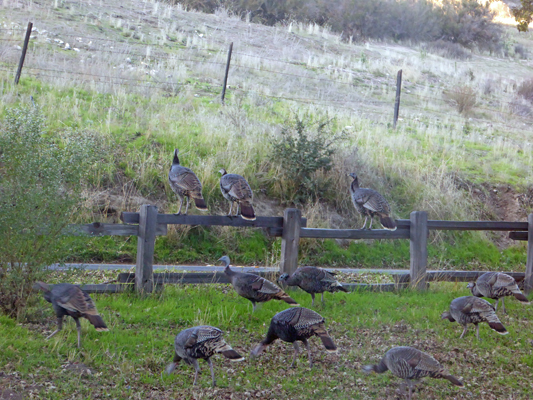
[271,113,345,204]
[0,107,100,320]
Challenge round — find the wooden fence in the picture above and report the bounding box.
[73,205,533,295]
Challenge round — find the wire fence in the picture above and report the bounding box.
[2,28,533,129]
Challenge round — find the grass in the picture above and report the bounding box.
[2,281,533,399]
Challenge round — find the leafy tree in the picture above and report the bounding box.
[512,0,533,32]
[0,106,100,320]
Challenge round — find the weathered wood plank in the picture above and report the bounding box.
[298,228,410,239]
[410,211,428,290]
[118,271,275,284]
[342,283,407,292]
[80,284,132,293]
[120,212,307,228]
[67,223,167,236]
[509,231,528,241]
[525,214,533,295]
[280,209,302,276]
[396,220,527,231]
[136,205,157,294]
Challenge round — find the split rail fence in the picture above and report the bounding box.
[72,205,533,295]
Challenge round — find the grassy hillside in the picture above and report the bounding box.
[0,0,532,268]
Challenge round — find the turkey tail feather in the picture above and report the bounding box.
[194,197,208,211]
[443,374,464,387]
[240,203,256,221]
[313,325,337,352]
[275,291,299,306]
[85,314,108,331]
[488,321,508,335]
[514,292,529,303]
[221,349,245,361]
[380,216,397,230]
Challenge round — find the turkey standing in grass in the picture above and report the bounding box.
[165,325,244,387]
[348,173,396,230]
[33,282,108,348]
[218,168,255,221]
[278,266,348,306]
[467,272,529,313]
[219,256,298,312]
[250,307,336,368]
[168,149,208,215]
[362,346,463,400]
[441,296,508,340]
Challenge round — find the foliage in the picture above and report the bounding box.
[517,78,533,104]
[0,107,100,320]
[168,0,504,51]
[271,114,345,204]
[512,0,533,32]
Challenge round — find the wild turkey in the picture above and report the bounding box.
[348,173,396,230]
[441,295,508,340]
[168,149,208,215]
[250,307,336,368]
[220,256,298,312]
[278,266,348,306]
[33,282,108,348]
[218,168,255,221]
[467,272,529,313]
[165,325,244,387]
[362,346,463,400]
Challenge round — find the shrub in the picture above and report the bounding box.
[443,86,477,115]
[517,78,533,103]
[425,40,472,60]
[270,113,346,204]
[0,107,99,320]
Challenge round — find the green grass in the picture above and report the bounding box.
[2,283,533,399]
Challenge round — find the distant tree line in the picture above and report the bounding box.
[168,0,505,52]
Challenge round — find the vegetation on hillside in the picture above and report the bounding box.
[171,0,504,51]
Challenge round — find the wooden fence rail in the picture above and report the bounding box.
[69,205,533,295]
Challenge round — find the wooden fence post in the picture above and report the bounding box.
[280,208,301,276]
[136,204,157,294]
[393,69,402,129]
[525,213,533,295]
[410,211,428,290]
[221,42,233,104]
[14,21,33,85]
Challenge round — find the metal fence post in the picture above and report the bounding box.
[410,211,428,290]
[525,213,533,295]
[221,42,233,104]
[136,204,157,294]
[393,69,402,129]
[280,208,301,276]
[14,21,33,85]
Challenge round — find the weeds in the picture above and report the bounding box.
[443,86,477,115]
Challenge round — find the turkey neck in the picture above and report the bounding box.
[172,151,180,166]
[373,359,389,373]
[224,265,236,277]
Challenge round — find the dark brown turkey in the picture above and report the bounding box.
[168,149,208,215]
[348,173,396,230]
[363,346,463,400]
[33,282,108,348]
[218,168,255,220]
[441,295,508,340]
[220,256,298,312]
[278,266,348,306]
[165,325,244,387]
[467,272,529,313]
[250,307,336,368]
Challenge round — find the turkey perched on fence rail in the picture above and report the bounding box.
[165,325,244,387]
[33,282,108,348]
[168,149,208,215]
[467,272,529,313]
[250,307,336,368]
[278,266,348,306]
[441,295,508,340]
[220,256,298,312]
[362,346,463,400]
[218,168,255,221]
[348,173,396,230]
